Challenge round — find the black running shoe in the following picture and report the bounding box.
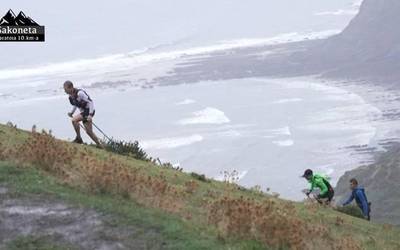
[72,137,83,144]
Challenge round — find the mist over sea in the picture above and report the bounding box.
[1,0,358,68]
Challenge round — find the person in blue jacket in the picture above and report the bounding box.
[342,178,371,221]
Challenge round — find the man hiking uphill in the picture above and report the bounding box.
[302,169,334,205]
[342,178,371,221]
[63,81,103,148]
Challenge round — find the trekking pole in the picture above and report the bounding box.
[79,123,87,132]
[92,122,112,142]
[302,189,311,199]
[303,189,322,204]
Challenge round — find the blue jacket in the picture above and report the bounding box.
[342,187,369,217]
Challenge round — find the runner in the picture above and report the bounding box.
[63,80,103,148]
[302,169,334,205]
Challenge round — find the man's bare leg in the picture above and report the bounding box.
[84,121,103,148]
[71,115,83,143]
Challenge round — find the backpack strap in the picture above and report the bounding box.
[322,177,333,191]
[77,89,92,102]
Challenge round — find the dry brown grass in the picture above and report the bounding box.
[0,131,375,250]
[3,132,186,214]
[208,195,336,250]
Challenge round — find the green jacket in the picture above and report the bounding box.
[308,174,331,196]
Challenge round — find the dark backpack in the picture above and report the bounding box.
[69,89,92,109]
[322,177,334,192]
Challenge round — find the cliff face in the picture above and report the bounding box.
[337,0,400,58]
[309,0,400,82]
[333,1,397,53]
[333,0,400,225]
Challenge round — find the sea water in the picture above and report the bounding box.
[0,77,385,200]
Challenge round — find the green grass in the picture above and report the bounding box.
[1,124,400,250]
[0,162,264,250]
[336,204,365,219]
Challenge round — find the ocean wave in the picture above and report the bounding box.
[216,129,242,137]
[178,107,230,125]
[315,0,361,17]
[314,9,358,16]
[4,95,65,107]
[317,164,335,176]
[273,98,303,104]
[353,0,364,8]
[140,134,203,150]
[175,99,196,105]
[272,139,294,147]
[268,126,291,136]
[0,30,339,81]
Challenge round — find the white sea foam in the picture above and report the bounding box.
[318,164,335,176]
[315,0,361,17]
[0,30,339,81]
[273,98,303,104]
[4,95,65,107]
[217,129,242,137]
[268,126,291,136]
[314,9,358,16]
[272,140,294,147]
[176,99,196,105]
[178,107,230,125]
[353,0,364,7]
[140,134,203,150]
[237,170,248,180]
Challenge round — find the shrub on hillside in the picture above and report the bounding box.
[208,196,315,249]
[101,139,182,171]
[102,139,148,161]
[155,159,183,171]
[190,172,209,182]
[336,205,365,220]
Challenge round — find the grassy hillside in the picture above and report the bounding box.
[0,124,399,250]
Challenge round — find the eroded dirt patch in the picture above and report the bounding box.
[0,187,165,250]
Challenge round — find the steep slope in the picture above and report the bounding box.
[0,123,399,249]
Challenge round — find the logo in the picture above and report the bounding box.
[0,9,45,42]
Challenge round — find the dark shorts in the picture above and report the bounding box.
[319,188,334,202]
[81,110,95,123]
[358,202,371,220]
